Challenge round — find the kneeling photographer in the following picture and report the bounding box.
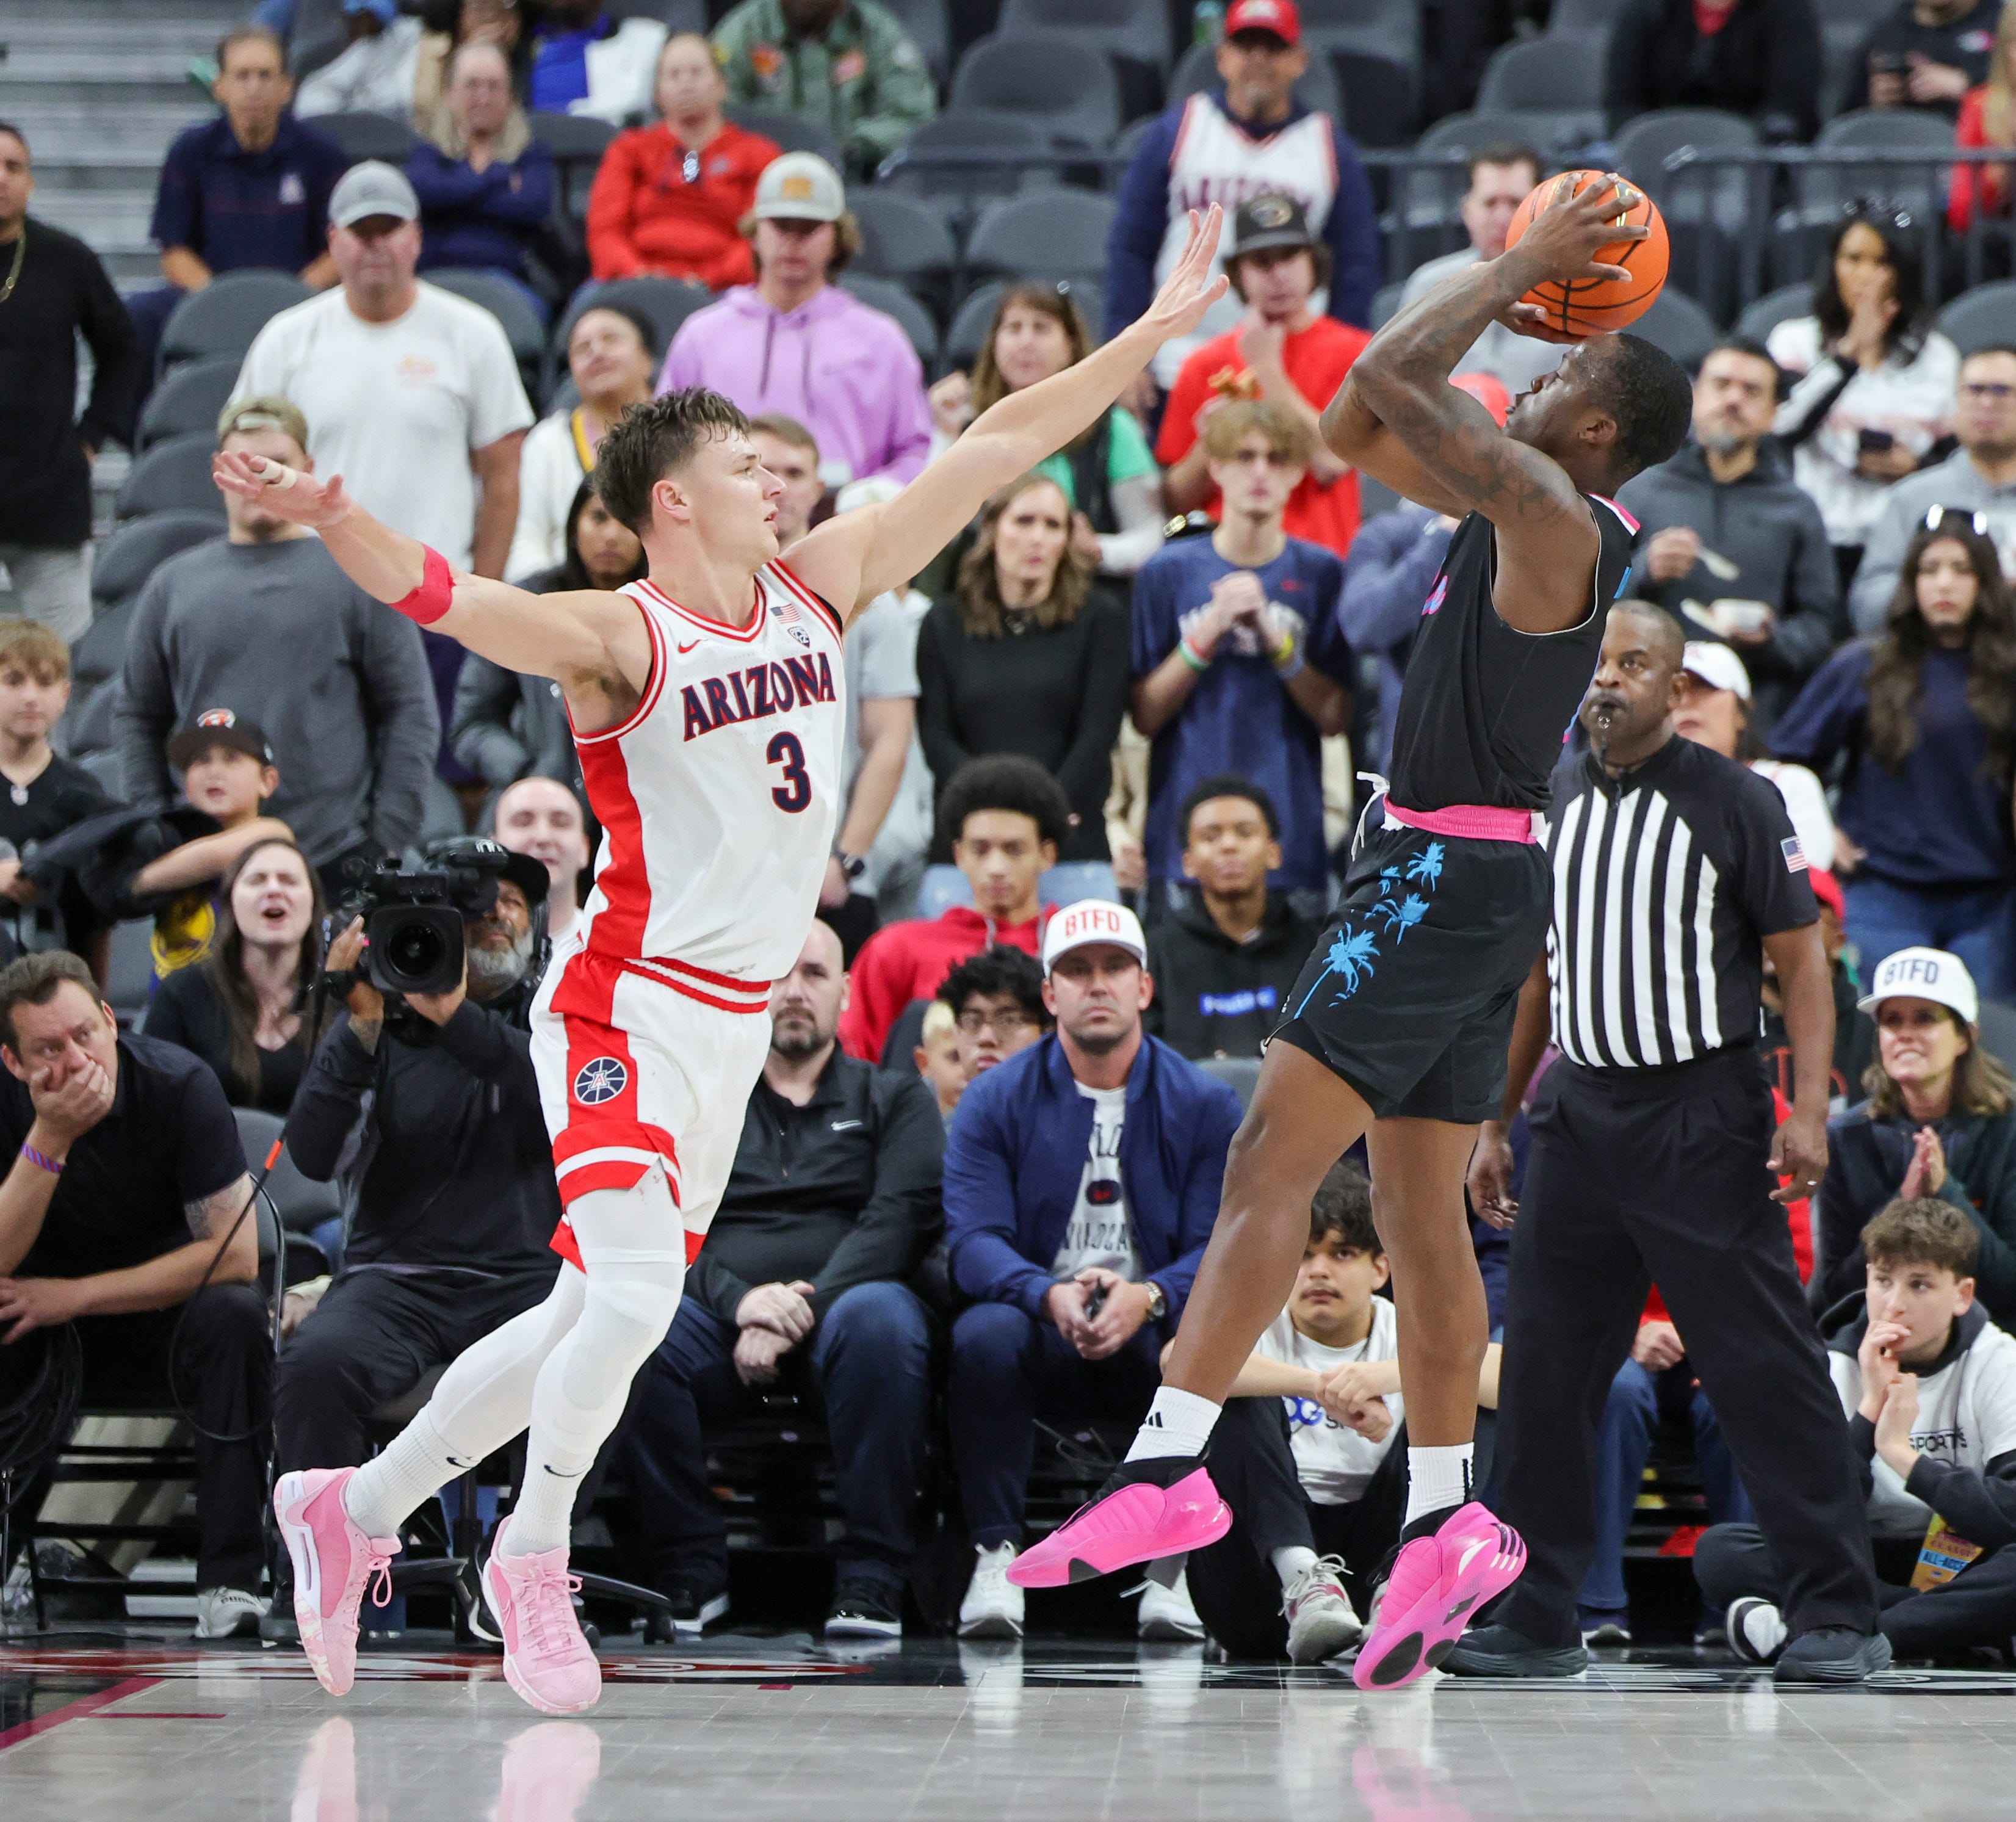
[273,839,562,1541]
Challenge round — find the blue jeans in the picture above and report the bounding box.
[1844,873,2016,1001]
[947,1300,1164,1549]
[1579,1356,1753,1613]
[618,1279,934,1595]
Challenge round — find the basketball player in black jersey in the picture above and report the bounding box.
[1010,177,1695,1687]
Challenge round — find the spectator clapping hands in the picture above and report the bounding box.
[1900,1125,1949,1199]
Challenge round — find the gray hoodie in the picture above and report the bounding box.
[1618,436,1844,728]
[115,535,438,866]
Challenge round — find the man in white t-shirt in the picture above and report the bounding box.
[1180,1159,1502,1664]
[233,161,533,578]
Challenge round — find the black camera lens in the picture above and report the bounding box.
[384,920,447,981]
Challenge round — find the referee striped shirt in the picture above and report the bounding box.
[1543,736,1819,1068]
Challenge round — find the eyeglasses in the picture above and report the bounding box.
[955,1008,1038,1036]
[1962,380,2016,401]
[1924,506,1989,536]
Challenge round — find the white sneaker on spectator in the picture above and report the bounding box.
[1282,1556,1362,1665]
[958,1542,1025,1639]
[1726,1596,1789,1666]
[195,1586,267,1639]
[1136,1567,1206,1643]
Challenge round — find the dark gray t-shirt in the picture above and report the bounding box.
[114,535,440,865]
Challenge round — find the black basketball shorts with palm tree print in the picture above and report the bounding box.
[1270,822,1552,1124]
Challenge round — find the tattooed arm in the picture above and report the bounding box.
[1321,175,1648,635]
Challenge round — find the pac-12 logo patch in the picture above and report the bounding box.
[573,1056,629,1104]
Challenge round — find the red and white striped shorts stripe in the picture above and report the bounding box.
[530,942,775,1271]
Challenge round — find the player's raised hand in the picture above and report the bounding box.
[1508,173,1646,289]
[212,448,356,530]
[1140,204,1229,344]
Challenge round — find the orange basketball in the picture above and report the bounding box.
[1502,169,1669,338]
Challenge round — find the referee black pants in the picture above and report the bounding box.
[1495,1048,1877,1648]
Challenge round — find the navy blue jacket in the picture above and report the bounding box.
[150,112,347,275]
[408,142,556,283]
[944,1032,1241,1323]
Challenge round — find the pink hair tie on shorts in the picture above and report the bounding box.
[389,546,454,625]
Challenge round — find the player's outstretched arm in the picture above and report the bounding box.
[211,450,633,683]
[789,208,1230,618]
[1319,175,1642,539]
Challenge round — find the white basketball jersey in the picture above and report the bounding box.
[571,560,847,988]
[1153,96,1341,383]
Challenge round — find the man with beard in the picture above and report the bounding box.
[1447,599,1886,1683]
[616,919,944,1639]
[1617,338,1841,731]
[269,839,563,1633]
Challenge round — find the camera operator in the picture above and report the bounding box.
[272,841,562,1522]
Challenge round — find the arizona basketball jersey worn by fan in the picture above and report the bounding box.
[532,560,847,1269]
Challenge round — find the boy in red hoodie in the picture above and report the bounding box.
[839,756,1069,1063]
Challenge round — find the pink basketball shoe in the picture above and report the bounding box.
[481,1517,604,1715]
[273,1467,400,1697]
[1006,1462,1231,1590]
[1353,1503,1526,1691]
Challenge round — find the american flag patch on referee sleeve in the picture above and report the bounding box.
[1782,836,1808,873]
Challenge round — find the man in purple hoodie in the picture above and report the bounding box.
[656,151,930,485]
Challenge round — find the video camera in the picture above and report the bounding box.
[338,841,519,997]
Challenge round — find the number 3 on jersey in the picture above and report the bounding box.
[768,731,811,812]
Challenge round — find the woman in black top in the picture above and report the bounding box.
[145,837,325,1113]
[450,478,645,794]
[916,474,1132,862]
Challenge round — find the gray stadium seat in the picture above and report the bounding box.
[1196,1055,1260,1111]
[944,276,1106,370]
[963,189,1116,292]
[1371,281,1404,327]
[847,189,960,302]
[230,1106,344,1237]
[874,109,1055,208]
[1937,281,2016,356]
[1545,0,1627,32]
[138,355,241,450]
[996,0,1171,120]
[1398,109,1550,239]
[314,110,422,164]
[115,435,225,521]
[529,111,620,223]
[1297,0,1420,63]
[104,920,156,1027]
[1167,38,1340,124]
[837,273,940,369]
[725,107,844,171]
[1327,43,1418,147]
[1977,997,2016,1076]
[71,601,137,694]
[556,275,712,368]
[423,267,548,399]
[1472,37,1606,144]
[64,678,120,757]
[1359,473,1401,520]
[607,0,706,27]
[1799,107,1957,220]
[1820,21,1871,121]
[1733,282,1813,346]
[91,510,221,608]
[950,32,1124,149]
[1627,287,1722,372]
[1614,109,1763,321]
[158,270,310,372]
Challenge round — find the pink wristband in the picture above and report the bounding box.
[389,546,454,624]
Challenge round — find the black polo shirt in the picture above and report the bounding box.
[690,1047,944,1323]
[149,112,346,275]
[4,1035,244,1279]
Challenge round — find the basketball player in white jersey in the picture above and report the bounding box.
[216,209,1229,1716]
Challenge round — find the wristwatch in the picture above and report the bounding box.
[1144,1281,1167,1321]
[832,848,867,883]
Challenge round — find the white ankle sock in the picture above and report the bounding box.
[344,1409,457,1539]
[1403,1444,1473,1527]
[1271,1545,1318,1591]
[1124,1387,1221,1462]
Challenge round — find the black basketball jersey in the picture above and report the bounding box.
[1386,494,1640,814]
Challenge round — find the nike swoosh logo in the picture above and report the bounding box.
[677,639,700,654]
[830,1119,864,1131]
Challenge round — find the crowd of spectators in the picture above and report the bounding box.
[12,0,2016,1662]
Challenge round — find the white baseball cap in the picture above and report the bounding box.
[1681,641,1752,702]
[753,151,845,223]
[1858,945,1979,1024]
[328,159,419,229]
[1041,899,1148,975]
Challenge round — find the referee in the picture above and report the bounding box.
[1447,601,1888,1684]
